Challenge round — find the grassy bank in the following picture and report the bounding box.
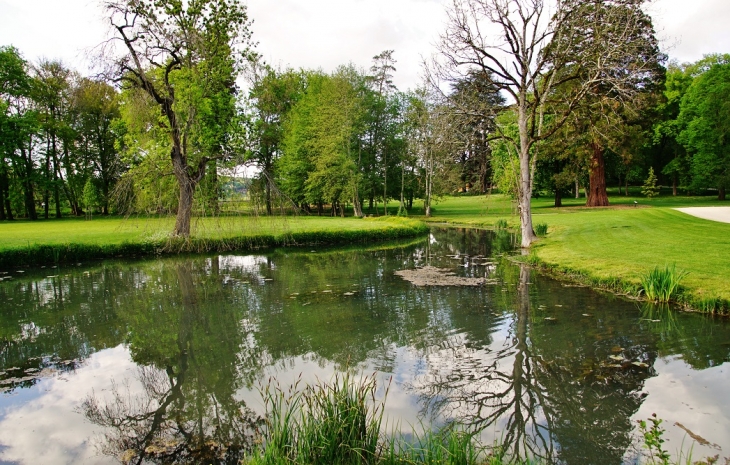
[413,192,730,314]
[0,215,428,267]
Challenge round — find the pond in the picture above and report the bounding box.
[0,227,728,464]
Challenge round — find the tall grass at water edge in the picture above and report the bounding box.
[248,373,495,465]
[247,374,718,465]
[640,265,688,303]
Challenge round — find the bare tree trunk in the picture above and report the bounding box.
[586,142,609,207]
[672,175,677,196]
[554,188,562,208]
[719,186,726,201]
[517,103,537,248]
[575,179,580,199]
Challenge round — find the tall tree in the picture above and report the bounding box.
[72,78,125,214]
[105,0,254,236]
[678,61,730,200]
[367,50,398,214]
[0,46,38,220]
[432,0,664,246]
[245,62,303,215]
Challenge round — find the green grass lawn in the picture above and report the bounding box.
[0,214,428,268]
[409,190,730,310]
[0,215,425,249]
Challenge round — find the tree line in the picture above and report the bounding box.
[0,0,728,241]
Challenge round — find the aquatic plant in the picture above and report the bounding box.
[495,218,509,230]
[640,265,688,303]
[251,372,387,465]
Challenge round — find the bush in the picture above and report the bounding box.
[534,223,548,236]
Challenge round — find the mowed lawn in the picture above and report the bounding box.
[0,215,422,250]
[415,192,730,303]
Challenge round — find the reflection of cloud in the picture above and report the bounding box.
[0,346,139,465]
[635,358,730,460]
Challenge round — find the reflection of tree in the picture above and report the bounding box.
[82,260,262,464]
[408,264,659,464]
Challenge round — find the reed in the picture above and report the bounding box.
[640,265,688,303]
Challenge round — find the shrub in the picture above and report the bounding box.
[642,167,660,198]
[495,218,509,230]
[534,223,548,236]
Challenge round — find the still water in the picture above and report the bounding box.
[0,228,728,464]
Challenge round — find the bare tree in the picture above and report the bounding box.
[431,0,664,246]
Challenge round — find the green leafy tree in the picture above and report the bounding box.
[106,0,255,236]
[279,68,364,216]
[0,45,38,220]
[245,62,304,215]
[678,61,730,200]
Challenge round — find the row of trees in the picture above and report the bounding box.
[0,46,123,220]
[1,0,728,243]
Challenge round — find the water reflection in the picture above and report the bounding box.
[1,229,729,464]
[81,262,262,464]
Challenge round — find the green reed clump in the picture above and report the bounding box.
[251,372,387,465]
[640,265,688,303]
[533,223,548,237]
[494,219,509,230]
[381,427,483,465]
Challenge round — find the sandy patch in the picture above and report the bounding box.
[675,207,730,224]
[395,266,493,287]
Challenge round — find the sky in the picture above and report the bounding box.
[0,0,729,90]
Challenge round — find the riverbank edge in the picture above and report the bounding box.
[0,217,429,268]
[422,219,729,315]
[522,252,729,316]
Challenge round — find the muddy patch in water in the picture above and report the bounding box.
[395,266,494,287]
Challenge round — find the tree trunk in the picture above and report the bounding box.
[586,143,609,207]
[43,150,50,219]
[554,188,562,208]
[618,172,623,195]
[0,167,9,220]
[673,176,678,196]
[719,186,726,201]
[264,170,272,216]
[0,179,4,221]
[19,146,37,220]
[174,176,195,237]
[517,101,537,248]
[625,177,629,196]
[353,195,363,218]
[575,179,580,199]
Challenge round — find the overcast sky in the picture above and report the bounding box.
[0,0,729,90]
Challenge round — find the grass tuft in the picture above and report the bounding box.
[640,265,688,303]
[533,223,548,236]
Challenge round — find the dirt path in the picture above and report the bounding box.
[675,207,730,224]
